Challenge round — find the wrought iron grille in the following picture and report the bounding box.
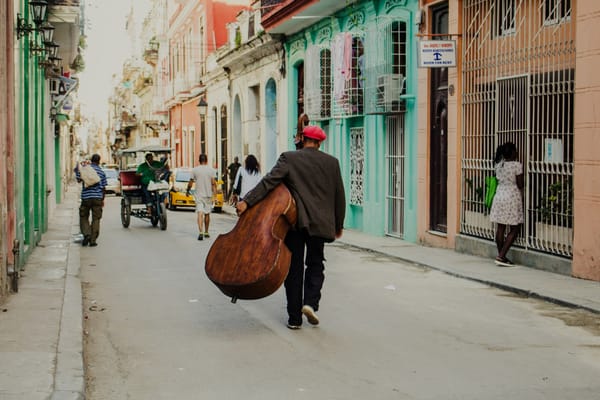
[350,127,364,206]
[332,33,365,118]
[461,0,575,257]
[386,115,405,238]
[364,18,407,115]
[304,46,331,121]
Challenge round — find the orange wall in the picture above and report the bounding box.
[573,0,600,281]
[416,0,461,249]
[213,2,250,47]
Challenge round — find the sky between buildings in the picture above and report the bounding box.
[78,0,151,125]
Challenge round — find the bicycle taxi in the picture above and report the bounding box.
[117,145,171,230]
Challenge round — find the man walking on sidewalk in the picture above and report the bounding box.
[187,154,216,240]
[74,153,107,247]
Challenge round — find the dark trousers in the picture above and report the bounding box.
[80,198,103,243]
[284,229,326,325]
[141,184,151,206]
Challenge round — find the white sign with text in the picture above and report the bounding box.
[418,40,456,68]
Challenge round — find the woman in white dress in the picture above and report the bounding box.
[489,142,524,266]
[232,155,262,201]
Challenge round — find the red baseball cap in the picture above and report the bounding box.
[302,125,327,141]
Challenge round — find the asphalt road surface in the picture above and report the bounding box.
[80,196,600,400]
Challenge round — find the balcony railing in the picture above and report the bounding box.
[260,0,284,16]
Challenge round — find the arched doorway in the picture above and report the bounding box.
[265,79,277,170]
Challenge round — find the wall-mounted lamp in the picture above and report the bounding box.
[196,98,208,117]
[40,22,55,43]
[38,59,53,70]
[16,1,49,40]
[44,41,59,58]
[49,55,62,67]
[29,27,56,59]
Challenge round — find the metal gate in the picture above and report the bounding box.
[386,115,405,238]
[461,0,575,257]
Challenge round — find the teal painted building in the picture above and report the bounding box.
[282,0,419,241]
[15,1,50,261]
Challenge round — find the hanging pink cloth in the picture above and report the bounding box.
[333,33,346,101]
[343,32,352,82]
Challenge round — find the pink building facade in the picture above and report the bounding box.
[165,0,249,171]
[0,0,16,299]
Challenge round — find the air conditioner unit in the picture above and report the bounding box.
[376,73,404,109]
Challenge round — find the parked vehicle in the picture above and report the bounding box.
[102,167,121,195]
[168,168,195,210]
[213,176,224,213]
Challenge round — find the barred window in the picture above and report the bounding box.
[544,0,571,25]
[248,14,255,38]
[304,46,331,120]
[332,33,365,117]
[495,0,516,37]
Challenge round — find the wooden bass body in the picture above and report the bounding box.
[205,184,297,302]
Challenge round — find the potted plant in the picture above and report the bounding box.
[463,176,492,230]
[535,180,573,250]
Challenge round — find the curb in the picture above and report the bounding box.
[335,240,600,315]
[51,190,85,400]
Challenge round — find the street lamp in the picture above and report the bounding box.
[44,41,59,58]
[16,0,49,39]
[196,97,208,117]
[40,21,55,43]
[197,98,208,156]
[29,0,48,26]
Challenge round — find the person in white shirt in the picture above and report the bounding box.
[187,154,216,240]
[232,154,262,201]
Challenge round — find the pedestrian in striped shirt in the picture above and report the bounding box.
[74,154,107,247]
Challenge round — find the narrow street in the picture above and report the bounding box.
[79,196,600,400]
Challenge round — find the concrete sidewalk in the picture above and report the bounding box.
[0,197,598,400]
[337,229,600,314]
[0,187,84,400]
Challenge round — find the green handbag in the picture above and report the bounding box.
[484,176,498,209]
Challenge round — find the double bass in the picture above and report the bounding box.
[205,184,297,303]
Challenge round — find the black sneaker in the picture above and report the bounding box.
[286,322,301,330]
[197,234,203,241]
[82,236,90,246]
[495,257,514,267]
[89,242,98,247]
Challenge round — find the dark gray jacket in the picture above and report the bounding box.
[243,147,346,241]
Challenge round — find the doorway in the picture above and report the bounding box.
[429,3,449,233]
[385,115,405,238]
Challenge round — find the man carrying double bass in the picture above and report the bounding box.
[237,125,346,329]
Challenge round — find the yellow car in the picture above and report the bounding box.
[213,177,224,213]
[167,168,195,210]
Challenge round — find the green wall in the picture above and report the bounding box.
[17,1,48,260]
[284,0,419,241]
